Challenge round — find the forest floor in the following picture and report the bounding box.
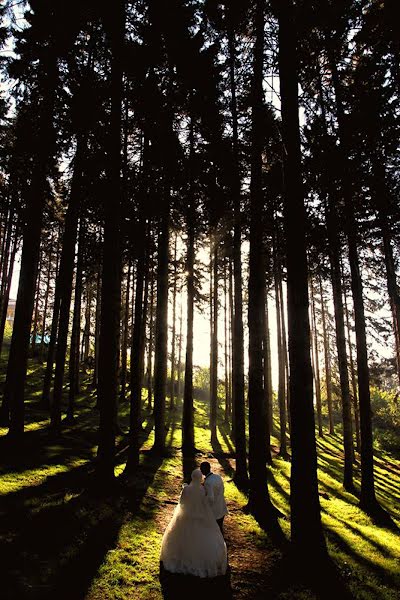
[0,358,400,600]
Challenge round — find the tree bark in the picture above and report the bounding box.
[120,261,131,401]
[278,0,326,553]
[4,47,58,437]
[310,280,323,437]
[51,136,85,430]
[327,37,383,516]
[319,275,334,434]
[96,1,124,484]
[227,15,248,487]
[146,258,155,409]
[343,280,361,453]
[153,193,170,454]
[66,220,85,421]
[248,0,282,540]
[169,233,178,409]
[125,224,148,472]
[210,237,218,445]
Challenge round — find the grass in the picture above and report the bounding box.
[0,353,399,599]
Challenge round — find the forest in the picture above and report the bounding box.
[0,0,399,598]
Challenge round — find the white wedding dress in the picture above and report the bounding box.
[160,469,228,578]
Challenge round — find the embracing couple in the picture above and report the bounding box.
[160,462,228,578]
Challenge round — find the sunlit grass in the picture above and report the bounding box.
[0,355,399,599]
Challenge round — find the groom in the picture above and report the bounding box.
[200,461,228,533]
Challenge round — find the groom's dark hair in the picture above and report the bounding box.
[200,461,211,475]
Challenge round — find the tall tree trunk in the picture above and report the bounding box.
[95,0,124,484]
[40,242,53,360]
[176,293,183,402]
[31,252,43,356]
[182,115,196,457]
[224,259,231,424]
[51,137,85,430]
[66,220,85,421]
[228,255,235,432]
[327,38,384,517]
[343,281,361,453]
[326,206,354,488]
[125,225,148,472]
[120,262,131,400]
[275,260,288,458]
[83,281,92,363]
[248,0,282,540]
[310,281,323,437]
[153,192,170,453]
[146,259,155,409]
[0,230,18,359]
[210,237,218,445]
[3,48,58,437]
[264,293,274,436]
[93,266,102,389]
[169,233,178,409]
[227,15,248,487]
[278,0,326,554]
[319,275,334,434]
[317,67,353,482]
[263,285,273,465]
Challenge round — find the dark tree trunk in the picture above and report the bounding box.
[31,253,43,356]
[264,292,274,436]
[4,48,58,437]
[146,259,155,409]
[169,233,178,409]
[153,193,170,454]
[274,258,288,459]
[247,0,282,540]
[319,275,334,434]
[327,38,384,517]
[262,286,273,465]
[317,67,353,480]
[343,281,361,453]
[51,137,85,430]
[176,293,183,402]
[182,117,196,457]
[227,16,248,487]
[83,281,92,363]
[93,267,101,389]
[40,242,53,360]
[0,230,18,359]
[326,207,354,488]
[210,238,218,445]
[228,255,235,433]
[125,225,148,472]
[120,261,131,401]
[278,0,326,554]
[66,220,85,420]
[95,0,124,484]
[182,220,195,455]
[224,259,231,424]
[310,281,323,437]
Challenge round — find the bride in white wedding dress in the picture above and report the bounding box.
[160,468,228,578]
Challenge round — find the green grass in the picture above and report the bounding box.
[0,356,399,599]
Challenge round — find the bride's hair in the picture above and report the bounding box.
[191,468,203,484]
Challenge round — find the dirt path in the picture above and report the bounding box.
[152,456,288,600]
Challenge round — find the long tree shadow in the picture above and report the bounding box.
[2,448,165,600]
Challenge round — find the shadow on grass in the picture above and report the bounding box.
[2,447,165,600]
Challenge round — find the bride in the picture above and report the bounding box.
[160,468,228,578]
